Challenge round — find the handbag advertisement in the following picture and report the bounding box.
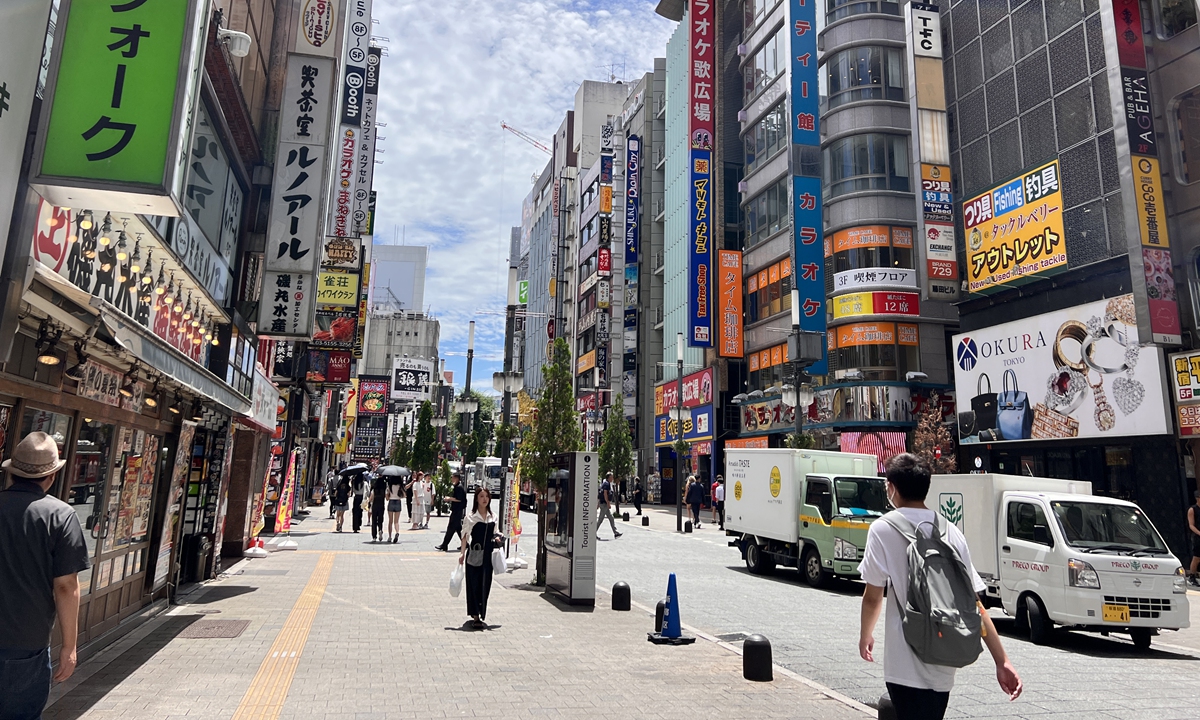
[953,295,1170,443]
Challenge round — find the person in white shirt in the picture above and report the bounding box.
[858,453,1022,720]
[714,475,725,530]
[421,475,433,529]
[459,487,501,628]
[408,472,426,530]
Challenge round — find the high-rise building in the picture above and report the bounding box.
[370,244,428,313]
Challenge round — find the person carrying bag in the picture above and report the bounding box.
[459,487,502,629]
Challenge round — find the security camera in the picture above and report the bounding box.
[217,27,253,58]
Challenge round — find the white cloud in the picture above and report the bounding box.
[370,0,672,387]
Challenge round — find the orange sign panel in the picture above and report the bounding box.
[831,225,891,254]
[717,250,744,358]
[837,323,897,347]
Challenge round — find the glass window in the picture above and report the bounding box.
[743,103,786,174]
[827,0,900,23]
[1155,0,1197,39]
[826,47,906,109]
[805,477,833,523]
[20,408,72,496]
[102,431,161,554]
[1173,87,1200,184]
[833,244,915,273]
[743,175,791,248]
[744,27,786,101]
[1007,501,1054,546]
[823,133,911,198]
[1050,501,1170,554]
[745,0,782,31]
[71,420,113,597]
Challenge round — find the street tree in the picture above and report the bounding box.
[411,400,439,472]
[433,458,452,516]
[912,393,957,474]
[519,338,582,584]
[598,393,635,490]
[452,391,496,463]
[390,423,412,467]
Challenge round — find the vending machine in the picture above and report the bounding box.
[544,451,597,606]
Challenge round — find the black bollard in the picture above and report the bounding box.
[684,520,693,533]
[742,634,773,682]
[641,516,649,526]
[877,692,896,720]
[612,582,631,611]
[655,600,665,633]
[622,512,630,522]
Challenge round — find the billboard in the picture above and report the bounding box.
[717,250,743,358]
[654,404,715,445]
[687,0,715,347]
[357,375,389,415]
[790,0,826,373]
[625,135,641,263]
[953,295,1170,443]
[392,357,433,401]
[654,367,714,415]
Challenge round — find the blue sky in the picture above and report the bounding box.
[370,0,674,394]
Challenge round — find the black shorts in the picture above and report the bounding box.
[1192,536,1200,559]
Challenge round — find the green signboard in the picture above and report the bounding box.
[518,280,529,305]
[33,0,205,214]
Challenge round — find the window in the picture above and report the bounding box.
[743,27,785,100]
[743,102,786,174]
[833,245,914,273]
[1007,501,1054,546]
[805,477,834,523]
[744,0,782,31]
[1155,0,1197,39]
[743,175,791,248]
[826,0,900,23]
[747,342,790,391]
[826,46,906,109]
[831,322,920,380]
[1172,87,1200,184]
[823,133,910,197]
[746,259,792,322]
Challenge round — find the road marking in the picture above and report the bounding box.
[230,552,334,720]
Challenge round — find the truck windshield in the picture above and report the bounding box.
[486,466,504,479]
[833,477,889,517]
[1050,501,1170,555]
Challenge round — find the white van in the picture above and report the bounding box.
[927,474,1189,650]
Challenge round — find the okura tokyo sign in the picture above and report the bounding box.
[33,0,207,215]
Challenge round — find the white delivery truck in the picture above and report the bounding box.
[725,448,885,587]
[927,474,1190,650]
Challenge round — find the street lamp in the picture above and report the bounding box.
[586,409,606,451]
[780,382,816,437]
[674,331,684,532]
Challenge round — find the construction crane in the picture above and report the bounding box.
[501,122,551,155]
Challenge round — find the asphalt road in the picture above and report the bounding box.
[558,505,1200,720]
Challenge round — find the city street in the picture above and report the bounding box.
[591,506,1200,720]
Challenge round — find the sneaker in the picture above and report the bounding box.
[1189,577,1200,588]
[614,532,623,538]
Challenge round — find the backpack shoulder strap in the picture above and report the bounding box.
[880,510,918,543]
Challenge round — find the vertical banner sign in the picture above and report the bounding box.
[625,135,641,263]
[354,47,382,235]
[152,421,196,590]
[1103,0,1181,345]
[327,0,372,239]
[688,0,714,347]
[0,0,54,264]
[790,0,826,373]
[717,250,744,358]
[259,54,336,338]
[32,0,205,215]
[274,448,299,534]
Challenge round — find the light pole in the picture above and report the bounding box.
[787,288,825,444]
[673,332,684,532]
[456,321,478,443]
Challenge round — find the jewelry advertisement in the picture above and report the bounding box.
[953,294,1170,443]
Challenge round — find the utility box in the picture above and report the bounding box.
[544,452,598,606]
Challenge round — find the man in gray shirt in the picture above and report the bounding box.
[0,431,90,719]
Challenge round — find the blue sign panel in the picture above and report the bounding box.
[790,0,826,373]
[600,154,613,184]
[688,149,713,347]
[654,404,715,445]
[625,135,641,263]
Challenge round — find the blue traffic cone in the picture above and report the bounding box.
[663,572,682,638]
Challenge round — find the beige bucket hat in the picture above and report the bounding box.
[3,431,67,479]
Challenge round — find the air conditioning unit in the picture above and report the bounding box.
[737,110,748,122]
[737,43,748,57]
[738,181,749,193]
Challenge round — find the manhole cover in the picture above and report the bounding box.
[716,632,749,643]
[178,619,251,639]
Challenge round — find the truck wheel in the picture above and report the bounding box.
[746,543,774,575]
[1025,595,1053,645]
[802,547,828,588]
[1129,628,1152,651]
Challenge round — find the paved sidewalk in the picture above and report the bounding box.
[45,511,866,720]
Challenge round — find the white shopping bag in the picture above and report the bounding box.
[449,563,464,597]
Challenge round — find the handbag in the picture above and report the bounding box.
[449,565,464,598]
[971,374,998,431]
[957,410,977,439]
[997,369,1033,440]
[491,547,507,574]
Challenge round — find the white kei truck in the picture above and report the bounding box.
[724,448,886,587]
[927,474,1190,650]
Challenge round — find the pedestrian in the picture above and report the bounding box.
[596,472,622,538]
[686,474,704,528]
[437,472,468,551]
[459,487,502,629]
[332,475,350,532]
[351,472,365,533]
[715,475,725,530]
[386,472,406,543]
[0,432,90,719]
[1188,490,1200,587]
[409,471,426,530]
[858,454,1022,720]
[614,476,623,516]
[422,474,434,529]
[325,470,337,519]
[405,472,414,521]
[369,473,387,542]
[632,476,643,515]
[710,475,720,524]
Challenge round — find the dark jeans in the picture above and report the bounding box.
[352,495,363,532]
[717,500,725,528]
[690,502,701,525]
[440,513,463,549]
[0,647,51,720]
[885,682,951,720]
[371,507,384,538]
[633,492,642,514]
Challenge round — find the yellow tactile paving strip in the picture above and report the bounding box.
[230,552,334,720]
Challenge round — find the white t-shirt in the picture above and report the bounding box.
[858,506,986,693]
[715,484,725,502]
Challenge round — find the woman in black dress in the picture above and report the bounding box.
[458,487,500,628]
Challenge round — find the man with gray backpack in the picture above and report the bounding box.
[858,454,1022,719]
